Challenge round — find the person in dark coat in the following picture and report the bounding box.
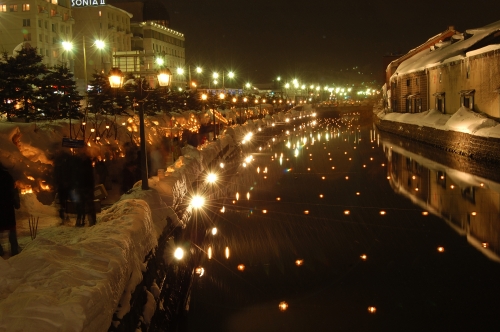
[71,152,96,227]
[0,164,20,256]
[53,151,72,222]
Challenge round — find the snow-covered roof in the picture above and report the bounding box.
[393,20,500,77]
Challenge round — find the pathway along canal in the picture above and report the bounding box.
[181,109,500,331]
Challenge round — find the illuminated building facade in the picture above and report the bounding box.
[0,0,75,67]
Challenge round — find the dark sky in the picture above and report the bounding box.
[165,0,499,85]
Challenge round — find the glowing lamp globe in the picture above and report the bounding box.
[108,68,124,88]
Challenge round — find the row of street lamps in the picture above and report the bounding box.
[108,66,173,191]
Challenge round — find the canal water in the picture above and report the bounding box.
[183,110,500,331]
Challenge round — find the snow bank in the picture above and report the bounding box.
[0,199,156,331]
[378,107,500,138]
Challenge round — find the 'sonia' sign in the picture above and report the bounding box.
[71,0,106,6]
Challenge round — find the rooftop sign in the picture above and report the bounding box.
[71,0,106,7]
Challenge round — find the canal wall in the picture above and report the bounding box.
[375,117,500,165]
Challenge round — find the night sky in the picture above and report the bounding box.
[165,0,499,85]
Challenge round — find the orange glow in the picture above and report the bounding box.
[304,210,310,215]
[482,242,489,248]
[437,247,445,252]
[321,176,326,180]
[237,264,245,271]
[422,211,429,216]
[262,210,268,214]
[344,210,350,215]
[279,301,289,311]
[368,306,376,313]
[208,247,212,259]
[276,197,281,201]
[471,212,477,216]
[380,211,386,215]
[345,176,349,180]
[295,259,304,266]
[319,194,324,198]
[360,254,367,260]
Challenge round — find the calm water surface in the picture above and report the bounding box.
[184,111,500,332]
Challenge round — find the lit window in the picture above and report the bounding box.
[0,5,6,12]
[9,4,18,12]
[22,3,30,11]
[51,0,57,4]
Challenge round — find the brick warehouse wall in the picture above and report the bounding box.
[375,117,500,165]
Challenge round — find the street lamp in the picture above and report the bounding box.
[243,97,248,124]
[95,39,105,73]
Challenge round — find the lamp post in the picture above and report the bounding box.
[157,68,173,165]
[243,97,248,124]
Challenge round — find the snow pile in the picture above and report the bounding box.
[378,107,500,138]
[0,199,156,331]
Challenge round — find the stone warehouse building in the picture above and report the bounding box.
[386,20,500,119]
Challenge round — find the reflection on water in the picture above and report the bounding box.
[382,135,500,262]
[186,112,500,331]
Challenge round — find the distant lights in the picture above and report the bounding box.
[422,211,429,216]
[279,301,289,312]
[344,210,350,215]
[368,306,377,314]
[237,264,245,271]
[437,246,445,252]
[295,259,304,266]
[360,254,367,260]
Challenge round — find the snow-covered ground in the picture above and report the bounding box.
[0,107,311,331]
[376,106,500,138]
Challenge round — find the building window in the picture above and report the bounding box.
[434,92,445,113]
[99,10,101,17]
[415,78,419,86]
[39,48,43,55]
[23,33,31,41]
[51,0,57,4]
[45,21,48,29]
[22,3,30,11]
[38,19,42,28]
[50,9,56,16]
[46,49,49,56]
[460,90,475,110]
[9,4,18,11]
[0,5,6,12]
[406,79,410,87]
[52,24,56,32]
[52,50,58,58]
[39,34,42,41]
[466,64,470,79]
[23,19,30,27]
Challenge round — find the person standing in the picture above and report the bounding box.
[0,164,20,256]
